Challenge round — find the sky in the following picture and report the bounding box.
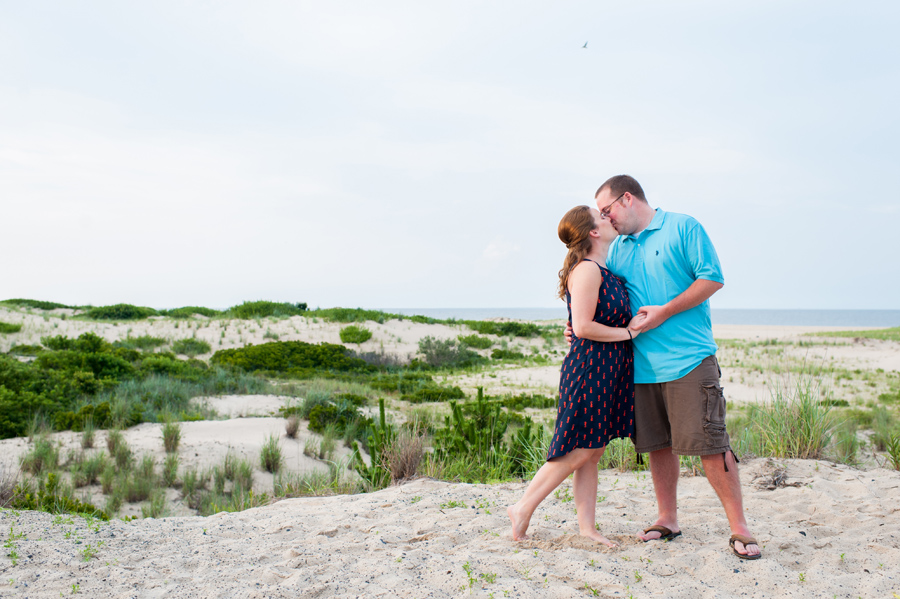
[2,1,898,311]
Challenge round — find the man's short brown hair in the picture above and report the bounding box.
[596,174,647,202]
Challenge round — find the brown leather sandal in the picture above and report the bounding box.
[642,525,682,542]
[729,534,762,560]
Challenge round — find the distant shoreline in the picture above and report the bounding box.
[385,307,900,327]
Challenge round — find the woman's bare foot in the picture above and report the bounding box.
[507,505,530,541]
[580,529,618,548]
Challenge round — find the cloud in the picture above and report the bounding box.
[479,238,521,266]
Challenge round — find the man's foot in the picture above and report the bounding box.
[730,534,761,559]
[507,505,530,541]
[580,529,617,548]
[638,524,681,542]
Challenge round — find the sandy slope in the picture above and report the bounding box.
[2,459,898,598]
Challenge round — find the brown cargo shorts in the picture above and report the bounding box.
[633,355,731,456]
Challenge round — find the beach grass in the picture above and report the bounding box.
[259,434,283,473]
[813,326,900,343]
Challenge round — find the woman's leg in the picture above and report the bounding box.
[508,447,597,541]
[573,447,616,546]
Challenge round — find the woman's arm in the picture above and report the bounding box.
[568,262,639,342]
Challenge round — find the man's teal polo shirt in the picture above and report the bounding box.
[606,208,723,384]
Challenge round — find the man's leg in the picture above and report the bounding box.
[638,447,680,541]
[701,451,760,557]
[633,383,679,541]
[666,356,760,557]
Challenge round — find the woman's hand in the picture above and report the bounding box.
[627,313,646,337]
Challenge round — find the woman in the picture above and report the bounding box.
[508,205,641,546]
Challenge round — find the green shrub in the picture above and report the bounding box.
[307,402,369,435]
[367,371,440,394]
[84,304,159,320]
[418,336,483,368]
[340,325,373,345]
[400,385,466,403]
[310,307,395,324]
[114,336,168,351]
[172,338,212,357]
[463,321,541,338]
[495,393,556,411]
[226,301,306,319]
[491,349,526,360]
[211,341,373,377]
[0,322,23,334]
[55,403,113,434]
[7,344,43,356]
[458,334,493,349]
[162,306,222,318]
[1,299,73,310]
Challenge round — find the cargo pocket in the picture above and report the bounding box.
[701,382,727,448]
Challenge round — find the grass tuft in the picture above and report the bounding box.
[162,421,182,453]
[381,425,425,483]
[260,434,284,473]
[285,415,300,439]
[736,375,834,460]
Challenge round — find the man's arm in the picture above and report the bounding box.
[630,279,723,332]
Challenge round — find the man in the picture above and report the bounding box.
[568,174,760,559]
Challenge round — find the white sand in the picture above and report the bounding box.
[2,459,898,598]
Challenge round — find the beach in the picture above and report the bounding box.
[1,307,899,597]
[2,459,898,598]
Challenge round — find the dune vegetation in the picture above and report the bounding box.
[0,298,898,523]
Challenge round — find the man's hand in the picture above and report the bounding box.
[564,321,574,345]
[632,305,670,332]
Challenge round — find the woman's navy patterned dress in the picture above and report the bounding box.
[547,260,635,460]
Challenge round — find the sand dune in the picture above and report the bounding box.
[2,458,898,598]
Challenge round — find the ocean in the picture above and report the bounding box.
[384,308,900,327]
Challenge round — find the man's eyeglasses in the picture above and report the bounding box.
[599,192,626,218]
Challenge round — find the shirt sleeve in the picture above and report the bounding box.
[683,219,724,284]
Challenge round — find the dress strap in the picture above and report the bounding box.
[582,258,606,271]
